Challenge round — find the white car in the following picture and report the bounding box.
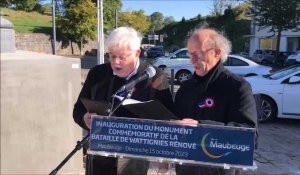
[285,50,300,66]
[164,54,272,84]
[152,48,190,69]
[245,64,300,122]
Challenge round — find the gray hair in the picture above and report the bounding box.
[188,27,232,62]
[106,27,142,52]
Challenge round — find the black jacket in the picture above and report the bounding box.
[174,61,257,128]
[73,61,174,130]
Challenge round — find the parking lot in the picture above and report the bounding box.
[245,118,300,175]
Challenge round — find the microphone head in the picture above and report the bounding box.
[145,66,156,78]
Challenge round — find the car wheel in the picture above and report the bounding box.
[258,95,277,122]
[176,70,192,84]
[158,65,166,70]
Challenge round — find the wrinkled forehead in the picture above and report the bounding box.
[188,35,210,49]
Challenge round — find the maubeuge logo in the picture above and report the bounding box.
[201,133,250,159]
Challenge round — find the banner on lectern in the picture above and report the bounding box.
[88,116,256,169]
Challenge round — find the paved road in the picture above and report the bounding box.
[248,118,300,175]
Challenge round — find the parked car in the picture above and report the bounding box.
[152,48,192,69]
[284,50,300,66]
[251,49,276,64]
[245,64,300,122]
[164,54,272,84]
[147,46,164,58]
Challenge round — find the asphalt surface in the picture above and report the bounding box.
[248,118,300,175]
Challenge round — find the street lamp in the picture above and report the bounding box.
[97,0,105,64]
[52,0,56,55]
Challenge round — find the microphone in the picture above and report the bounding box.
[116,66,156,94]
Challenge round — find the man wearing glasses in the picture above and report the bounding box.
[73,27,173,175]
[174,27,258,175]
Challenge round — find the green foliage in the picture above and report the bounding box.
[251,0,300,32]
[102,0,122,33]
[42,3,52,15]
[119,10,151,35]
[57,0,97,50]
[150,12,164,31]
[163,16,175,26]
[32,3,45,14]
[6,0,39,11]
[0,0,10,7]
[0,7,52,33]
[159,4,250,53]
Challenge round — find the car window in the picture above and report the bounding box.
[175,50,189,59]
[268,65,300,80]
[230,57,249,66]
[150,47,162,51]
[267,50,275,55]
[255,50,263,54]
[223,57,230,66]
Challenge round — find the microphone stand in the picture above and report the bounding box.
[49,88,134,175]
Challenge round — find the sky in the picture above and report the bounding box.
[122,0,214,21]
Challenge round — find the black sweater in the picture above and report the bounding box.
[73,61,174,130]
[174,61,257,128]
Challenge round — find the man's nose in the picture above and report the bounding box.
[190,56,199,64]
[112,58,121,64]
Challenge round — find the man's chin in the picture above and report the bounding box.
[114,71,125,78]
[195,70,206,77]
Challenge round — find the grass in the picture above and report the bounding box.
[1,8,52,34]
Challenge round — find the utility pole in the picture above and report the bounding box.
[97,0,105,64]
[52,0,56,55]
[115,9,118,29]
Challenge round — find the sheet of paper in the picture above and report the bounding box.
[113,95,152,105]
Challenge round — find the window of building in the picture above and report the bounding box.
[260,38,277,50]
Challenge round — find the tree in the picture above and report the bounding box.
[212,0,231,16]
[57,0,97,54]
[101,0,122,33]
[163,16,175,26]
[58,0,121,33]
[1,0,39,11]
[250,0,300,55]
[150,12,164,32]
[119,10,151,35]
[211,0,242,15]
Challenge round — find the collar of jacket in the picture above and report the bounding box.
[126,60,150,82]
[191,60,225,91]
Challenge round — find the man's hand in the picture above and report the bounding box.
[179,118,199,127]
[83,112,96,129]
[158,163,169,174]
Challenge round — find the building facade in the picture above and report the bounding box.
[247,19,300,57]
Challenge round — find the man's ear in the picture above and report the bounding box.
[135,50,141,58]
[214,48,221,58]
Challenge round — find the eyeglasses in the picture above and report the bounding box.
[109,51,134,61]
[188,48,215,59]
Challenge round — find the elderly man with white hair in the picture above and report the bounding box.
[174,27,258,175]
[73,27,173,175]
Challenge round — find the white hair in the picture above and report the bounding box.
[189,27,232,62]
[106,27,142,53]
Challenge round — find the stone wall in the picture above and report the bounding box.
[15,33,98,55]
[1,51,84,174]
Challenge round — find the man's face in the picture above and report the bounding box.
[109,47,140,78]
[187,33,221,77]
